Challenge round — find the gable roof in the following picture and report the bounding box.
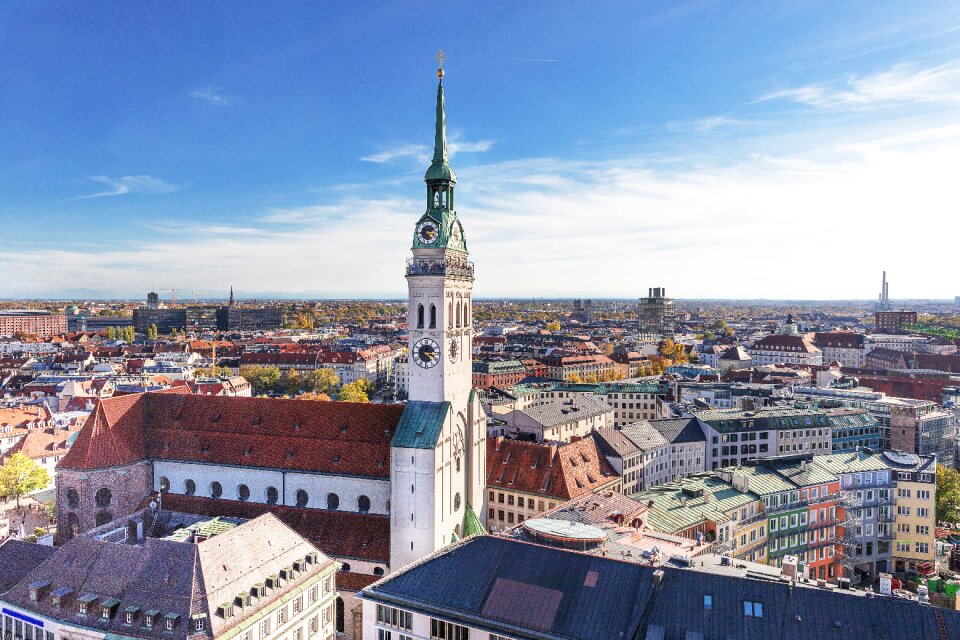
[59,389,405,478]
[486,436,618,500]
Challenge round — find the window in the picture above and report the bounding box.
[743,601,763,618]
[358,495,371,514]
[165,619,175,631]
[378,631,392,640]
[917,508,930,518]
[296,489,309,508]
[210,481,223,498]
[238,484,250,501]
[918,490,931,500]
[194,618,205,631]
[377,605,413,631]
[327,493,340,510]
[159,476,170,492]
[66,488,80,508]
[703,595,713,610]
[95,487,112,507]
[185,479,197,495]
[417,305,424,329]
[266,486,279,504]
[260,618,272,636]
[431,619,469,640]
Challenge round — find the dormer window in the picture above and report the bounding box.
[101,598,120,619]
[164,613,180,631]
[193,614,208,630]
[145,610,159,628]
[77,593,98,615]
[124,606,139,624]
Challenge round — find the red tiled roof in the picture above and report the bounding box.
[152,493,390,563]
[60,388,404,478]
[7,423,82,460]
[486,436,619,501]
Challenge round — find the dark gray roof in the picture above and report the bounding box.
[363,535,960,640]
[648,418,707,445]
[0,540,56,593]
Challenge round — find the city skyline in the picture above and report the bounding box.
[2,2,959,299]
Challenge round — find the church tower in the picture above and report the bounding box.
[390,54,486,571]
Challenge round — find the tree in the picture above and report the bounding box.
[309,369,340,395]
[545,321,561,332]
[106,326,116,340]
[195,366,233,378]
[0,453,50,508]
[298,392,332,401]
[337,380,370,403]
[147,324,159,340]
[239,365,282,396]
[124,326,136,343]
[937,464,960,522]
[284,369,303,396]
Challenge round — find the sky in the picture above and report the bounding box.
[1,1,959,300]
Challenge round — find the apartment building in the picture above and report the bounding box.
[748,335,823,367]
[485,435,621,533]
[825,407,881,453]
[695,407,832,470]
[499,396,612,443]
[471,359,527,389]
[0,311,67,338]
[595,418,707,492]
[813,332,867,368]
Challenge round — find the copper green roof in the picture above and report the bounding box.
[392,401,449,449]
[462,501,485,538]
[632,474,757,534]
[425,79,456,184]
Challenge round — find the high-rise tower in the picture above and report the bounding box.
[390,54,486,569]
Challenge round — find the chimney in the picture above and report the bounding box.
[652,570,665,587]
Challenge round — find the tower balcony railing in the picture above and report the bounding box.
[406,257,475,280]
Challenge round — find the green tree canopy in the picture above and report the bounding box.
[284,369,303,396]
[309,369,340,395]
[239,365,282,396]
[0,453,50,508]
[937,464,960,522]
[338,380,370,403]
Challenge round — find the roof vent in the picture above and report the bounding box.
[652,570,665,587]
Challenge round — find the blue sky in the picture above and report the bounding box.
[1,1,959,299]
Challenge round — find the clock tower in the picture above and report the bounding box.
[390,55,486,570]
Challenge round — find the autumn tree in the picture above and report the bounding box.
[309,369,340,395]
[195,366,234,378]
[545,321,561,332]
[298,392,332,401]
[937,464,960,522]
[284,369,303,396]
[106,326,116,340]
[337,380,370,403]
[0,453,50,508]
[239,365,282,396]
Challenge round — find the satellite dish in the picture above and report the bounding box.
[149,500,158,510]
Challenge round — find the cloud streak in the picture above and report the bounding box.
[361,140,494,163]
[189,86,234,106]
[74,175,182,199]
[756,61,960,110]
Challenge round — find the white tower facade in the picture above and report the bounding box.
[389,61,487,571]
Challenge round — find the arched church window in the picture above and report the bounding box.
[358,495,371,514]
[448,302,453,328]
[417,304,424,329]
[66,488,79,508]
[237,484,250,501]
[67,512,80,538]
[454,492,461,512]
[456,301,461,327]
[95,488,112,508]
[441,190,447,207]
[266,486,279,504]
[296,489,309,508]
[429,305,437,329]
[209,482,223,499]
[184,479,196,495]
[158,477,170,492]
[327,493,339,510]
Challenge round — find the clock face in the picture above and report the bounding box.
[414,338,440,368]
[416,220,439,244]
[448,337,459,362]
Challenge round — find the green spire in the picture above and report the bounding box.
[425,66,455,184]
[433,79,447,164]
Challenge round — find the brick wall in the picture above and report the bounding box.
[55,461,153,545]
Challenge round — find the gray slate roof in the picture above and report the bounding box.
[363,535,960,640]
[519,396,611,428]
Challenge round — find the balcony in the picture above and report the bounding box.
[766,492,841,515]
[405,257,475,280]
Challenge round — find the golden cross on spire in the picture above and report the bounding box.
[436,49,445,78]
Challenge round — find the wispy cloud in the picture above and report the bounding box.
[188,86,234,106]
[361,139,494,163]
[756,61,960,110]
[360,144,428,163]
[74,175,182,199]
[666,116,750,134]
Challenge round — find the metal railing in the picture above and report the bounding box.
[405,257,475,280]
